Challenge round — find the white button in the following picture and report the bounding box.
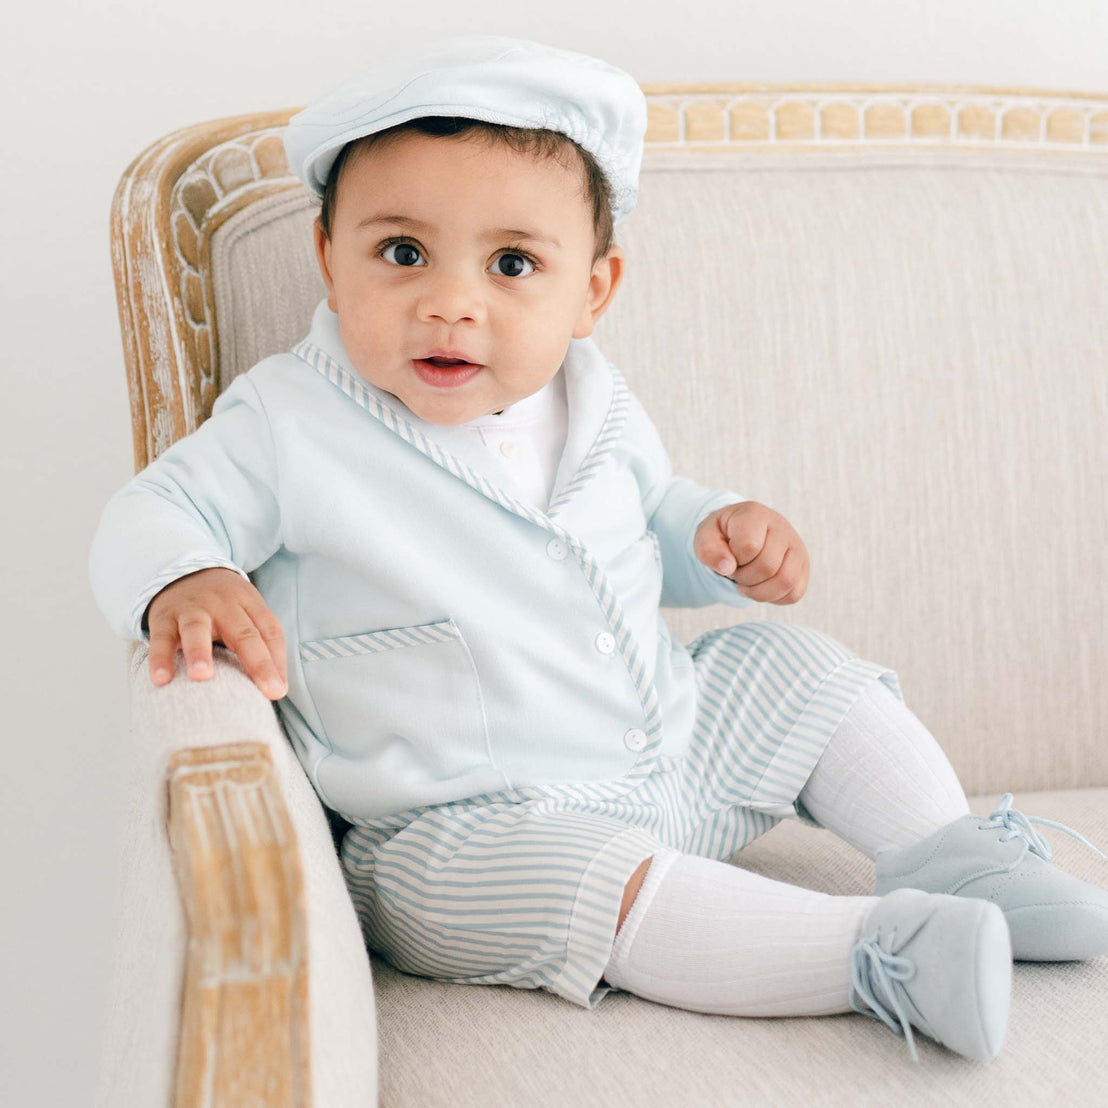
[595,631,615,654]
[546,538,567,560]
[498,440,518,458]
[624,728,648,752]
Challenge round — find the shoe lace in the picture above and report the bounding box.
[980,793,1108,863]
[850,928,921,1063]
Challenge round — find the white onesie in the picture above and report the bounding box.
[421,370,569,512]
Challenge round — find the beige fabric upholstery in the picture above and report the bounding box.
[99,140,1107,1105]
[211,190,325,396]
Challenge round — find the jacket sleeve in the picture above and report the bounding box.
[625,390,759,610]
[87,371,282,643]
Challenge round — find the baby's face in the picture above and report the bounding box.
[313,129,624,425]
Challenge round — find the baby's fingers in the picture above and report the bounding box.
[177,611,217,681]
[148,621,182,685]
[219,606,287,700]
[735,546,804,603]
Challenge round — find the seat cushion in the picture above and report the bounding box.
[371,787,1108,1106]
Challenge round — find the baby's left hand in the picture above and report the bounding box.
[693,501,810,604]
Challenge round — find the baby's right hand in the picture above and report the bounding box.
[144,567,288,700]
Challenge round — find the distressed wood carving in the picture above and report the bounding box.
[167,742,311,1108]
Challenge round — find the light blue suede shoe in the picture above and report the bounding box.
[850,887,1012,1062]
[874,793,1108,961]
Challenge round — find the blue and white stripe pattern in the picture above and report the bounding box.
[291,339,904,1010]
[300,618,462,663]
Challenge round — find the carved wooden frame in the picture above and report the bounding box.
[107,81,1108,1108]
[166,742,310,1107]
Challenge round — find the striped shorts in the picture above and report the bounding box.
[335,620,903,1010]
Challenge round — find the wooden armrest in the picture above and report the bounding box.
[98,642,376,1108]
[167,740,311,1107]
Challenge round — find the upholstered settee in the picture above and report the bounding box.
[94,83,1108,1106]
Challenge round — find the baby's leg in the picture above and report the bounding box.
[618,856,654,931]
[604,848,881,1016]
[604,848,1012,1061]
[796,679,972,859]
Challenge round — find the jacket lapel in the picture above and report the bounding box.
[293,298,623,526]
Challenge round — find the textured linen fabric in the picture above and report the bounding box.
[606,148,1108,801]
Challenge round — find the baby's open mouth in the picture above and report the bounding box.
[412,357,485,388]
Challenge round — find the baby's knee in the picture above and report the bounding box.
[618,855,654,934]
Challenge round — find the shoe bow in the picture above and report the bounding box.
[851,929,921,1063]
[981,793,1108,864]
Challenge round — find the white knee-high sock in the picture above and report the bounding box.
[602,848,882,1017]
[797,679,972,860]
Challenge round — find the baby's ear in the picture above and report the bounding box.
[580,246,625,327]
[313,220,335,295]
[603,243,626,287]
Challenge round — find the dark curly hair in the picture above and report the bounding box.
[316,115,616,267]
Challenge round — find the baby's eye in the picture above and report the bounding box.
[378,240,426,267]
[489,251,536,278]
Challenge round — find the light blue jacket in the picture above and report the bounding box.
[88,298,755,822]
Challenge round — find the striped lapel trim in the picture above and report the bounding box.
[546,375,629,515]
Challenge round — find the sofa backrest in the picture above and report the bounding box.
[115,87,1108,796]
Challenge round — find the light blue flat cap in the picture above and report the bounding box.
[283,34,647,225]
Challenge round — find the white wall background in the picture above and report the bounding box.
[2,0,1105,1102]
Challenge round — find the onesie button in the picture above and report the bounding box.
[546,538,567,560]
[498,439,518,458]
[624,728,647,752]
[595,631,615,654]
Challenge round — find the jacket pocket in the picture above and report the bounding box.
[300,617,500,817]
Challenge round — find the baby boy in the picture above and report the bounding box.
[91,36,811,820]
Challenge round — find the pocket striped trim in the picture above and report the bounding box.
[300,619,461,662]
